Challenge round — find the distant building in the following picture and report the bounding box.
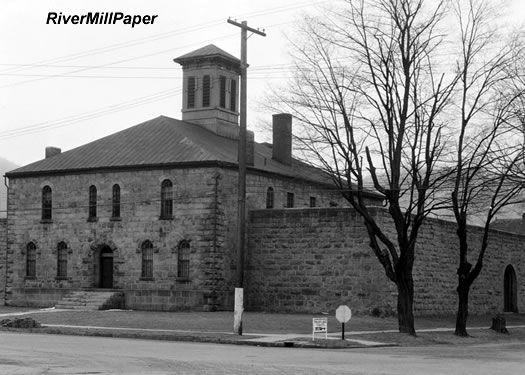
[2,45,381,310]
[491,214,525,236]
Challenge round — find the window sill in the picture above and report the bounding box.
[110,217,122,222]
[176,278,191,283]
[24,276,36,281]
[40,219,53,224]
[159,216,173,221]
[87,217,98,222]
[140,277,155,281]
[55,276,69,281]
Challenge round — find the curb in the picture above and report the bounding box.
[0,326,389,349]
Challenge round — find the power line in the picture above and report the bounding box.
[0,88,180,140]
[0,1,319,75]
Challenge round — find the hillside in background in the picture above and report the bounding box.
[0,157,19,218]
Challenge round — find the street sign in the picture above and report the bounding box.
[335,305,352,323]
[335,305,351,340]
[312,317,328,340]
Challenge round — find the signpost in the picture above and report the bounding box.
[312,317,328,340]
[335,305,352,340]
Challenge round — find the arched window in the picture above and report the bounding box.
[202,75,211,107]
[88,185,97,220]
[230,79,237,112]
[160,179,173,219]
[57,242,68,278]
[141,240,153,279]
[219,75,226,108]
[266,187,274,209]
[42,186,52,220]
[112,184,121,218]
[178,240,190,279]
[187,76,196,108]
[26,242,36,278]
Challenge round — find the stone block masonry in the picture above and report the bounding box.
[5,167,224,310]
[246,208,525,316]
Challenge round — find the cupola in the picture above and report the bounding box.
[174,44,241,140]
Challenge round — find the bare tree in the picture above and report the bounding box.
[269,0,457,335]
[450,0,525,337]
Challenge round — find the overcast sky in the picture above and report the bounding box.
[1,0,524,167]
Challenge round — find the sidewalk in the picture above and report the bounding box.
[1,306,524,348]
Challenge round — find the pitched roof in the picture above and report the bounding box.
[6,116,378,197]
[174,44,240,65]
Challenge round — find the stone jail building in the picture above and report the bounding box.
[1,44,523,315]
[1,45,378,311]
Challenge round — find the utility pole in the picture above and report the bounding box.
[227,18,266,335]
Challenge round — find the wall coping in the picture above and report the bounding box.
[249,207,525,239]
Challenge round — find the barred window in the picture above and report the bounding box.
[286,192,294,208]
[177,240,190,279]
[112,184,121,218]
[187,76,196,108]
[26,242,36,278]
[141,240,153,279]
[230,79,237,112]
[310,196,316,208]
[202,75,211,107]
[57,242,67,278]
[266,187,274,209]
[219,75,226,108]
[160,179,173,219]
[42,186,52,220]
[88,185,97,219]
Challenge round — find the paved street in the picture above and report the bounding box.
[0,332,524,374]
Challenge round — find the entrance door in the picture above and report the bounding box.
[100,248,113,288]
[504,265,518,313]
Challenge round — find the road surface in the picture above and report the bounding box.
[0,332,523,374]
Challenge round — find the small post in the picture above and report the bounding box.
[342,322,345,340]
[233,287,243,335]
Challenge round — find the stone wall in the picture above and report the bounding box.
[246,208,525,316]
[6,167,223,310]
[5,164,355,311]
[0,218,6,304]
[217,169,351,309]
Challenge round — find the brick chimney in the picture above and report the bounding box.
[272,113,292,166]
[45,147,61,159]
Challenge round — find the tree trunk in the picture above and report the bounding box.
[455,277,470,337]
[396,276,416,336]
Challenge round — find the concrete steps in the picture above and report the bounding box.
[55,290,125,310]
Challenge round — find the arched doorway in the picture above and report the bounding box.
[504,265,518,313]
[99,246,114,288]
